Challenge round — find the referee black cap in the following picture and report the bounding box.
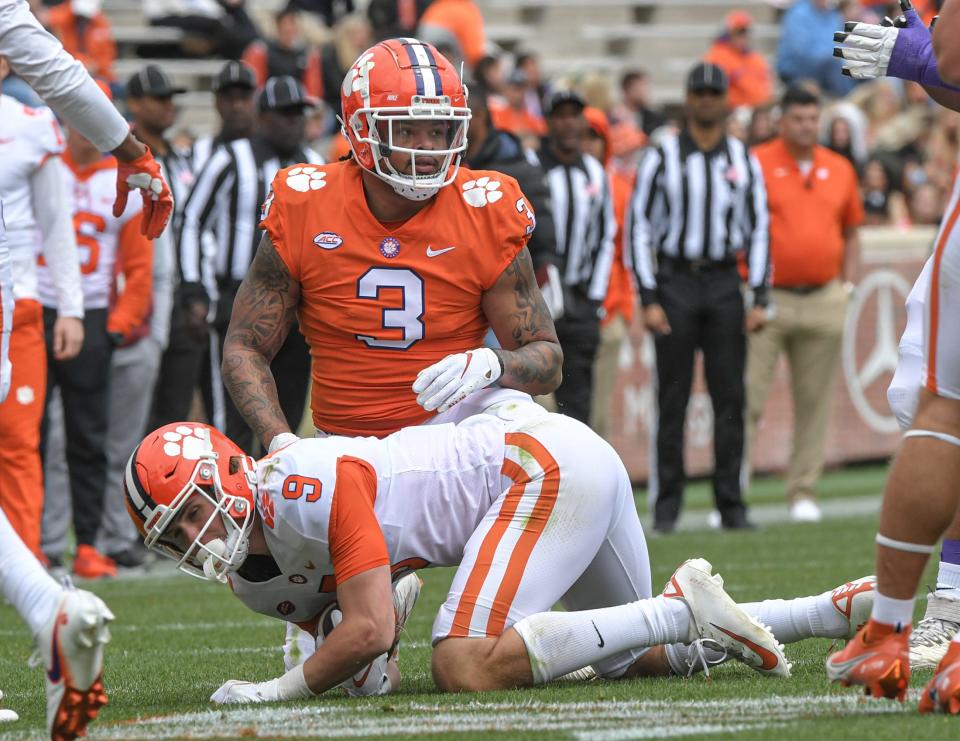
[258,76,317,112]
[213,61,257,93]
[686,62,728,94]
[544,89,586,117]
[126,65,187,98]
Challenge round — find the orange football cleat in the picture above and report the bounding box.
[72,545,117,580]
[826,618,911,700]
[919,640,960,714]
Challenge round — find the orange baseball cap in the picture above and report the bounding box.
[726,10,753,31]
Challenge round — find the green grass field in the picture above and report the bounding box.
[1,466,954,740]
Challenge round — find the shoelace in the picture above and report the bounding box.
[912,618,960,647]
[684,638,728,678]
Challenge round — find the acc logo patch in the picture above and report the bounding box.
[277,600,296,616]
[313,232,343,250]
[379,236,401,259]
[289,574,307,584]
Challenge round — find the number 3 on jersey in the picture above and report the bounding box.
[355,267,425,350]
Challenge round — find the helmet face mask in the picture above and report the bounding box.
[125,424,256,583]
[341,39,471,202]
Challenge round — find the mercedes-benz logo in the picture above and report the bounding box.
[843,269,912,433]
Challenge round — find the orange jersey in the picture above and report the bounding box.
[261,160,534,437]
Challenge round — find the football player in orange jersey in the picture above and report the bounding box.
[221,38,562,452]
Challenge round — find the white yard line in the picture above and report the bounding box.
[0,691,914,741]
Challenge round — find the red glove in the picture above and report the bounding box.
[114,146,173,239]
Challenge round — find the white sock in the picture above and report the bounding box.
[937,561,960,594]
[871,592,914,631]
[513,595,690,684]
[0,508,62,635]
[739,592,849,643]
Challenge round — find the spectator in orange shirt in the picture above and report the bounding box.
[704,10,773,110]
[242,3,322,99]
[582,111,645,441]
[488,68,546,149]
[46,0,116,82]
[746,86,863,523]
[417,0,486,70]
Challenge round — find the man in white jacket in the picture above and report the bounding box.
[0,1,173,737]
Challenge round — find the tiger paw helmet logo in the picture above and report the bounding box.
[161,425,211,460]
[286,167,326,193]
[462,177,503,207]
[342,51,375,100]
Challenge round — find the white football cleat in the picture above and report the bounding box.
[828,575,876,639]
[388,572,423,661]
[0,690,18,723]
[31,582,113,741]
[317,573,423,697]
[910,591,960,670]
[663,558,791,677]
[789,499,822,523]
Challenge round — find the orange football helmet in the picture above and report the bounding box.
[340,37,471,201]
[123,423,256,581]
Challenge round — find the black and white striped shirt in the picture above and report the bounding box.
[540,148,616,302]
[179,136,322,297]
[628,131,770,306]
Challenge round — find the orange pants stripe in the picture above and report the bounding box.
[448,431,560,638]
[0,299,47,555]
[926,192,960,394]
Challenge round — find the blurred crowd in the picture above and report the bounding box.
[0,0,956,576]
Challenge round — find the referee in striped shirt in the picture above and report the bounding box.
[630,63,770,533]
[178,76,323,453]
[540,90,616,423]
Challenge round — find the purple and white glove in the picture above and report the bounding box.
[833,1,958,91]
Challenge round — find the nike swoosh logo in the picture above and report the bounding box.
[47,617,63,684]
[426,245,456,257]
[352,661,375,688]
[591,620,605,648]
[711,623,779,671]
[827,651,879,676]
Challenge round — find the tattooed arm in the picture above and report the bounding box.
[483,246,564,395]
[221,234,300,448]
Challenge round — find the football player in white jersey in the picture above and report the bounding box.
[831,0,960,711]
[0,0,177,731]
[37,102,154,580]
[124,411,875,702]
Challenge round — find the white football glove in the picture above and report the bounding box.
[210,665,313,705]
[267,431,300,454]
[834,20,899,79]
[412,347,503,413]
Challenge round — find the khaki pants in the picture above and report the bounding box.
[745,281,848,504]
[589,314,628,440]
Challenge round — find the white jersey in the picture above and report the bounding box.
[36,156,144,311]
[0,94,65,304]
[230,417,508,626]
[0,0,128,153]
